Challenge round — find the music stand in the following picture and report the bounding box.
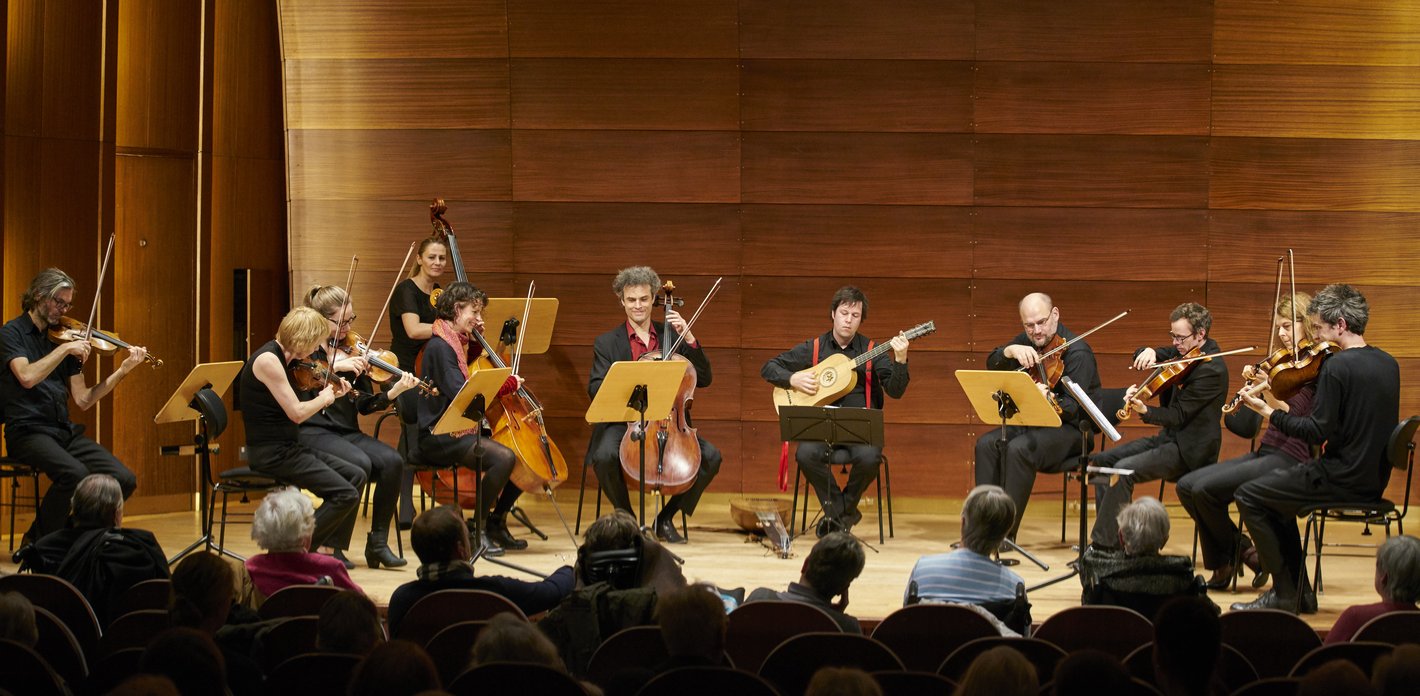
[585,360,689,529]
[482,298,558,355]
[956,370,1062,571]
[154,361,244,564]
[778,405,883,545]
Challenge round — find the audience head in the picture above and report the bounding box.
[656,583,726,661]
[139,627,227,696]
[469,612,562,669]
[0,592,38,647]
[1299,659,1375,696]
[317,590,383,656]
[954,646,1038,696]
[1373,644,1420,696]
[72,473,123,528]
[251,487,315,553]
[169,552,235,633]
[348,640,441,696]
[1152,596,1220,696]
[961,485,1016,555]
[802,532,865,600]
[107,674,180,696]
[1118,497,1170,556]
[1052,649,1131,696]
[582,510,640,555]
[805,666,882,696]
[1375,535,1420,603]
[410,505,471,566]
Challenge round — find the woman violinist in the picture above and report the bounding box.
[388,233,448,526]
[301,285,422,569]
[1175,293,1319,590]
[415,281,527,554]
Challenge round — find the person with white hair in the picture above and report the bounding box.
[1081,497,1209,619]
[1324,535,1420,643]
[245,487,361,600]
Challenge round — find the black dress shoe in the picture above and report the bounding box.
[815,517,845,539]
[1241,546,1270,589]
[477,532,505,558]
[655,515,686,544]
[1206,564,1239,590]
[486,517,528,551]
[331,549,356,570]
[1299,585,1318,614]
[1230,589,1298,613]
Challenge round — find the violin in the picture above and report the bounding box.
[48,316,162,368]
[337,330,437,397]
[1117,345,1204,422]
[1029,335,1065,415]
[289,357,363,397]
[1221,340,1310,414]
[1231,339,1334,409]
[619,281,704,496]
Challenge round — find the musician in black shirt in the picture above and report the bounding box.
[389,234,448,527]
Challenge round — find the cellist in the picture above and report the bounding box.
[586,266,721,544]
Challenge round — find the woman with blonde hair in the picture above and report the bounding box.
[388,233,447,528]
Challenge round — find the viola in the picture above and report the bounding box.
[1222,341,1302,414]
[337,331,437,397]
[48,316,163,368]
[619,281,703,496]
[1266,339,1334,401]
[1117,345,1204,422]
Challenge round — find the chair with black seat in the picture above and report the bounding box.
[395,588,527,646]
[640,666,781,696]
[1033,605,1154,660]
[1288,641,1394,678]
[449,662,587,696]
[258,615,321,674]
[1219,609,1321,679]
[938,637,1066,683]
[426,620,489,685]
[113,578,172,619]
[0,422,42,553]
[1298,416,1418,593]
[32,607,88,687]
[791,449,894,543]
[1352,610,1420,645]
[84,646,144,695]
[759,632,903,696]
[870,604,998,672]
[586,624,669,685]
[1231,677,1301,696]
[0,638,66,696]
[265,652,363,696]
[99,609,170,656]
[872,670,954,696]
[726,600,843,674]
[0,573,101,660]
[257,584,344,620]
[211,448,288,560]
[1124,642,1259,694]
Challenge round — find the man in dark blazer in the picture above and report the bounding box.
[584,266,721,544]
[1090,302,1228,549]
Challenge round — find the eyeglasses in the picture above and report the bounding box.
[49,298,73,311]
[328,315,358,328]
[1168,332,1196,343]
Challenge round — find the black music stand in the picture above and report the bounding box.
[154,361,244,564]
[584,360,691,531]
[778,405,883,547]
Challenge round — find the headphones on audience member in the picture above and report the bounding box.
[577,533,645,590]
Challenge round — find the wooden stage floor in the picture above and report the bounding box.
[0,493,1386,632]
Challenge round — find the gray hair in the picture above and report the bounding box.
[961,485,1016,556]
[1309,283,1370,335]
[1118,497,1170,555]
[612,266,660,298]
[22,268,75,312]
[251,487,315,552]
[71,474,123,528]
[1377,535,1420,603]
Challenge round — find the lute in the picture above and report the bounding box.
[771,321,936,412]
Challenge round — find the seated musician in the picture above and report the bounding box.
[1176,292,1317,590]
[1090,302,1227,551]
[2,268,148,546]
[974,292,1100,542]
[414,281,526,554]
[301,285,422,569]
[238,306,365,564]
[585,266,721,544]
[761,286,909,536]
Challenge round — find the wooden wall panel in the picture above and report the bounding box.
[290,201,513,276]
[115,0,201,152]
[1208,211,1420,287]
[740,205,974,279]
[974,208,1210,281]
[976,0,1213,63]
[974,63,1211,135]
[512,130,740,203]
[1208,282,1420,360]
[511,59,738,131]
[741,277,970,352]
[1213,66,1420,140]
[526,273,741,348]
[1215,0,1420,67]
[5,0,45,137]
[212,0,282,158]
[512,203,739,274]
[287,129,511,201]
[280,0,509,59]
[508,0,737,58]
[284,59,510,130]
[975,135,1210,207]
[1211,138,1420,211]
[742,133,973,205]
[740,60,973,132]
[39,0,107,139]
[739,1,974,60]
[971,281,1205,356]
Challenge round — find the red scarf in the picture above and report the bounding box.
[431,318,478,438]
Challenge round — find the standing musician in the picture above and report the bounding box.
[586,266,721,544]
[1,268,148,543]
[389,234,448,527]
[237,306,366,561]
[974,293,1100,542]
[1176,292,1316,590]
[761,286,910,537]
[415,281,526,555]
[301,285,422,569]
[1232,284,1400,612]
[1090,302,1227,551]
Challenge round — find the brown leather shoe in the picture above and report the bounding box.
[1206,564,1238,590]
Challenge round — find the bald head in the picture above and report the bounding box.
[1018,293,1060,348]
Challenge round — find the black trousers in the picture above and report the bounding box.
[589,423,721,521]
[246,441,365,551]
[1089,436,1188,547]
[974,425,1084,538]
[1175,447,1296,569]
[418,432,521,518]
[299,427,403,542]
[796,442,880,521]
[7,427,137,538]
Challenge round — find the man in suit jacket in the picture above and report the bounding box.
[584,266,721,544]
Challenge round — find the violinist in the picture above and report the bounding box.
[1090,302,1227,552]
[389,234,448,527]
[414,281,526,555]
[1232,284,1400,612]
[1176,292,1317,590]
[301,285,422,569]
[587,266,721,544]
[237,307,366,561]
[973,293,1100,541]
[761,286,909,537]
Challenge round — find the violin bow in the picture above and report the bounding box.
[1265,255,1285,357]
[327,255,358,395]
[365,241,416,355]
[1017,309,1129,371]
[663,276,723,356]
[1150,345,1257,369]
[1287,248,1298,352]
[83,233,117,344]
[511,280,535,377]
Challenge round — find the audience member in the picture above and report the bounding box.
[1373,643,1420,696]
[656,583,728,668]
[748,531,866,633]
[1081,497,1208,620]
[1152,596,1221,696]
[386,506,573,636]
[139,627,228,696]
[244,487,361,601]
[953,646,1037,696]
[348,639,441,696]
[169,551,262,696]
[0,591,37,647]
[469,612,563,668]
[106,674,180,696]
[1325,535,1420,644]
[317,589,383,656]
[806,666,883,696]
[1051,649,1132,696]
[1298,660,1375,696]
[576,510,686,593]
[905,485,1022,606]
